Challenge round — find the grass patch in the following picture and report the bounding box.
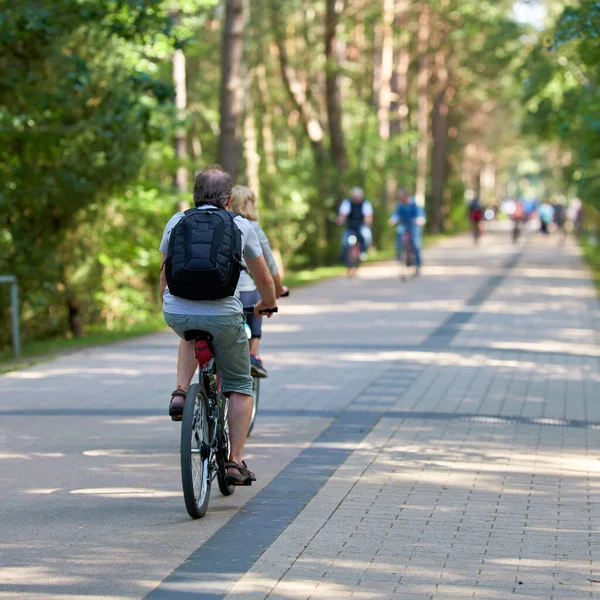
[0,314,167,375]
[580,236,600,296]
[282,234,445,290]
[1,233,450,374]
[283,264,348,289]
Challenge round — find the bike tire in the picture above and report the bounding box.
[345,243,360,269]
[216,396,235,497]
[247,376,260,437]
[180,383,211,519]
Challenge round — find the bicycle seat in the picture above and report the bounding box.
[183,329,214,342]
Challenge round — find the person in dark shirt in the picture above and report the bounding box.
[336,187,374,261]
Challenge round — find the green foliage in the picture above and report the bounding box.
[0,0,558,354]
[0,0,175,347]
[522,0,600,210]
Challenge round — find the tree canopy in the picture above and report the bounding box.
[0,0,594,350]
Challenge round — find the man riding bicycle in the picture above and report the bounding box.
[336,187,374,262]
[159,167,277,486]
[389,188,422,275]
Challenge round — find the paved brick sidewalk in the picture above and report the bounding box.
[1,226,598,600]
[224,230,600,600]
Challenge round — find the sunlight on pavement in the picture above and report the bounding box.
[0,452,65,460]
[0,567,86,585]
[4,367,142,379]
[489,340,600,357]
[69,487,180,498]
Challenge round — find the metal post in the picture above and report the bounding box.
[10,280,20,357]
[0,275,20,357]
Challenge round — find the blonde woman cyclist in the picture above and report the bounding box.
[228,186,287,377]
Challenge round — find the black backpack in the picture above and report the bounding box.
[165,207,244,301]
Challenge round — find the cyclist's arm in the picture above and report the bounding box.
[272,273,288,298]
[246,255,277,312]
[255,225,279,277]
[363,201,374,226]
[336,199,350,226]
[159,252,167,302]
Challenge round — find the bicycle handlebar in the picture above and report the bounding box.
[243,305,279,316]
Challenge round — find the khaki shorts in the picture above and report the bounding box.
[163,312,252,396]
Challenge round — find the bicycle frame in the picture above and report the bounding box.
[195,339,227,484]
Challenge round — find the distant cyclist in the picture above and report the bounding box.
[538,201,555,235]
[389,188,422,275]
[336,187,373,263]
[553,201,567,241]
[512,199,526,243]
[468,196,484,242]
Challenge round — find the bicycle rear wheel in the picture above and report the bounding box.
[247,376,260,437]
[216,396,235,497]
[345,239,360,269]
[180,383,211,519]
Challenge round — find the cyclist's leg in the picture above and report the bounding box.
[360,225,372,253]
[413,226,423,267]
[163,312,198,403]
[412,238,422,268]
[395,229,404,260]
[239,289,261,355]
[203,314,255,474]
[240,288,267,375]
[341,229,350,262]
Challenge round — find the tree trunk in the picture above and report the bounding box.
[242,1,260,195]
[415,2,430,209]
[431,90,448,233]
[171,10,188,207]
[256,64,276,176]
[254,0,276,177]
[271,1,325,163]
[243,69,261,196]
[67,296,84,338]
[218,0,246,179]
[377,0,394,142]
[377,0,396,213]
[430,50,449,233]
[173,46,188,196]
[390,0,410,138]
[325,0,347,172]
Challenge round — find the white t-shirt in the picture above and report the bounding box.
[160,206,263,315]
[238,220,279,293]
[338,199,374,218]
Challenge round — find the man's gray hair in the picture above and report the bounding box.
[351,186,364,197]
[193,166,233,208]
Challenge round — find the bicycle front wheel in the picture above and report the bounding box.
[180,383,211,519]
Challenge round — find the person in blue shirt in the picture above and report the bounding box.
[538,201,555,235]
[389,188,423,274]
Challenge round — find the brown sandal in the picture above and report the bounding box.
[169,389,186,422]
[224,461,256,486]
